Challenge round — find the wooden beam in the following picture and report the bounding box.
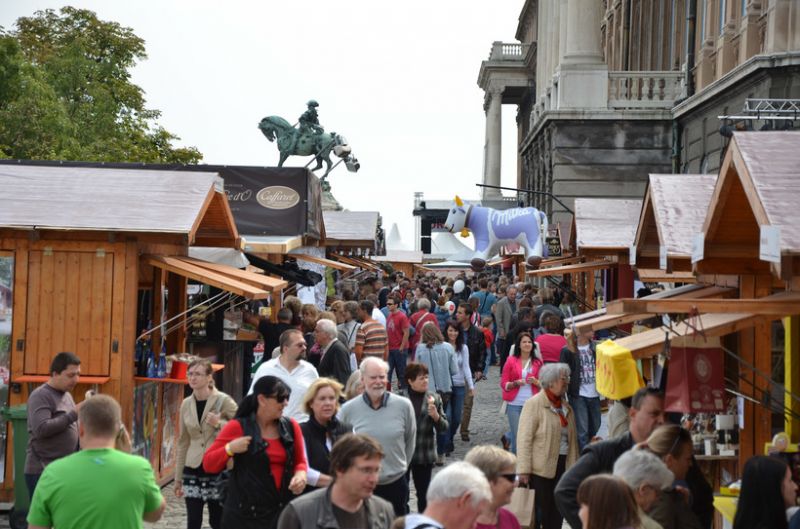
[540,255,585,268]
[606,292,800,315]
[636,269,697,283]
[177,256,287,291]
[290,253,356,271]
[526,259,613,277]
[143,254,269,299]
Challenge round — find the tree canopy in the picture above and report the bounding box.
[0,7,202,163]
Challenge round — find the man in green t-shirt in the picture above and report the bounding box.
[27,395,165,529]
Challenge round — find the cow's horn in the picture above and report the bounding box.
[454,195,464,207]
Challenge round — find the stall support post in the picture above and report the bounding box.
[785,315,800,441]
[166,272,187,354]
[738,274,773,466]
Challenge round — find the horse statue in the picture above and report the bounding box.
[444,195,549,271]
[258,115,349,179]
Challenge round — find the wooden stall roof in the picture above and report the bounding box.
[574,198,642,257]
[696,131,800,278]
[614,312,762,359]
[242,235,304,254]
[322,211,380,247]
[634,174,716,270]
[144,255,280,299]
[565,283,735,334]
[636,268,697,283]
[0,165,238,246]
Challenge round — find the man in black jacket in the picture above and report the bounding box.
[555,387,665,529]
[456,302,486,442]
[314,319,352,386]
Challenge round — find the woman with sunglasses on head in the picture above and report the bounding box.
[642,424,704,529]
[517,362,579,529]
[465,445,522,529]
[175,359,238,529]
[203,375,308,529]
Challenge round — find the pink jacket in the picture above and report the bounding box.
[500,355,542,402]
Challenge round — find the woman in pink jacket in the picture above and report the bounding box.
[500,332,541,453]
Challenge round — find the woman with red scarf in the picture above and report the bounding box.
[516,363,579,529]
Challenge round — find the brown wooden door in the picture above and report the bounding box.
[24,249,114,376]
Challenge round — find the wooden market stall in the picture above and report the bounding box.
[0,164,286,495]
[528,198,642,312]
[595,131,800,527]
[372,250,424,278]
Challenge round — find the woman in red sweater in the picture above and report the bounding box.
[535,313,567,363]
[203,375,307,529]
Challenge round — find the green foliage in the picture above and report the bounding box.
[0,7,201,163]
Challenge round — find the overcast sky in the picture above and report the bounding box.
[1,1,525,248]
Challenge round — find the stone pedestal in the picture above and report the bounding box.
[556,0,608,110]
[557,63,609,110]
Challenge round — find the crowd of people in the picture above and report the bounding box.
[19,270,800,529]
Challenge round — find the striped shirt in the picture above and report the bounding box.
[356,320,388,359]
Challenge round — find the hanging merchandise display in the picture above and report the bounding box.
[665,335,726,414]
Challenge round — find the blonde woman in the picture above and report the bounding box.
[299,378,352,493]
[175,359,237,529]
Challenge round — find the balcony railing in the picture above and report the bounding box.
[488,41,530,61]
[608,71,685,109]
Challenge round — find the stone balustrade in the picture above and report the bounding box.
[608,71,685,109]
[489,41,530,61]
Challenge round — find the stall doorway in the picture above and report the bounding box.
[23,249,114,376]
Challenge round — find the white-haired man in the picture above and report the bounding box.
[339,357,416,517]
[613,449,674,529]
[315,319,351,386]
[404,461,492,529]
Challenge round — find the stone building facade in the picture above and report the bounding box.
[478,0,800,229]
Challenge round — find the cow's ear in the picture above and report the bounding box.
[454,195,464,207]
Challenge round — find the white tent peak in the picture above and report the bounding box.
[386,222,412,251]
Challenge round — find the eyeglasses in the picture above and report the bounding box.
[268,395,290,404]
[498,473,517,483]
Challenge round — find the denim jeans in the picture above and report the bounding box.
[387,349,408,390]
[445,385,466,453]
[506,404,524,454]
[571,395,602,450]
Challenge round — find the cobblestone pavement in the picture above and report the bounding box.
[0,365,512,529]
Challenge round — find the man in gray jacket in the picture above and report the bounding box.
[494,286,518,370]
[277,434,394,529]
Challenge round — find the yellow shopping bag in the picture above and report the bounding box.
[595,339,645,400]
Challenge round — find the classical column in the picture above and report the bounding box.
[556,0,608,109]
[562,0,604,64]
[482,86,503,200]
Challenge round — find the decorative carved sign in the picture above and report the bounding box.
[256,186,301,210]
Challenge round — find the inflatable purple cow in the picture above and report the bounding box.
[443,196,548,271]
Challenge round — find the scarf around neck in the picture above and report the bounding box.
[545,388,568,427]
